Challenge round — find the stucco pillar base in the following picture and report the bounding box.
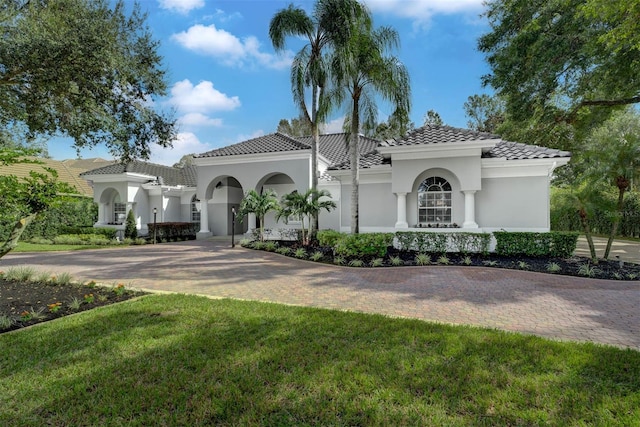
[199,200,210,234]
[395,192,408,229]
[197,231,213,240]
[463,190,478,229]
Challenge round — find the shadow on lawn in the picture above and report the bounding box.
[1,296,639,425]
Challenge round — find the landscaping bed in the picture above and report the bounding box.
[0,276,146,334]
[246,240,640,281]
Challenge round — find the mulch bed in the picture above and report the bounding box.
[0,278,147,334]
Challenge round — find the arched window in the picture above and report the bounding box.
[418,177,452,224]
[191,195,201,223]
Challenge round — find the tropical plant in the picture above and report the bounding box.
[276,189,336,245]
[330,18,411,233]
[237,189,279,242]
[581,110,640,259]
[414,253,431,266]
[269,0,370,232]
[389,255,403,266]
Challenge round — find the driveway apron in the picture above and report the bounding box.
[2,239,639,350]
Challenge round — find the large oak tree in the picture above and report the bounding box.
[479,0,640,130]
[1,0,175,161]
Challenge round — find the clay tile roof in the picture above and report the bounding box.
[329,149,390,171]
[197,132,309,158]
[484,141,571,160]
[80,161,197,186]
[382,124,499,147]
[297,133,379,166]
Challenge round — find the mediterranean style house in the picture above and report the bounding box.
[80,125,570,237]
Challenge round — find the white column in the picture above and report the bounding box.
[248,213,257,232]
[463,190,479,228]
[96,203,106,225]
[199,200,209,233]
[395,192,409,228]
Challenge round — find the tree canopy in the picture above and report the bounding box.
[479,0,640,126]
[0,0,175,161]
[276,115,313,137]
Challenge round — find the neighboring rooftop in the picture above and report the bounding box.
[297,133,379,166]
[80,161,197,187]
[0,157,109,196]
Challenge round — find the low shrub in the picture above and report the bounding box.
[317,229,346,248]
[395,231,490,254]
[53,234,111,246]
[333,233,394,258]
[147,222,198,242]
[494,231,578,258]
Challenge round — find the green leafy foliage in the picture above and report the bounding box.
[395,232,490,254]
[124,210,137,239]
[479,0,640,131]
[494,231,579,258]
[333,233,394,258]
[317,229,346,247]
[1,0,175,161]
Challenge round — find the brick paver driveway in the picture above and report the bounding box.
[3,239,639,350]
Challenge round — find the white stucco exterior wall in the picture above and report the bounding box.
[476,176,550,230]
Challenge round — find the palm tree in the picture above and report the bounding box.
[330,21,411,233]
[277,188,337,245]
[582,109,640,259]
[269,0,370,232]
[237,189,280,242]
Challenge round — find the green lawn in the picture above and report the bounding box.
[13,242,110,252]
[1,294,638,425]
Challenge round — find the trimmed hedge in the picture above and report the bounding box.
[494,231,579,258]
[148,222,198,242]
[395,231,491,254]
[333,233,394,258]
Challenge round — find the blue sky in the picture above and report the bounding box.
[48,0,492,165]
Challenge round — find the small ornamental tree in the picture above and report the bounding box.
[277,189,336,245]
[125,209,137,239]
[0,148,69,258]
[237,189,279,241]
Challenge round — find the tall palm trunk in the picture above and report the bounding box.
[604,177,629,259]
[310,84,320,235]
[349,91,360,234]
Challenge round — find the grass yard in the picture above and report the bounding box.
[13,242,109,252]
[1,294,638,425]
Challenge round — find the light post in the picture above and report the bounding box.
[153,207,157,244]
[231,206,236,248]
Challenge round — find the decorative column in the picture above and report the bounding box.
[463,190,479,228]
[199,199,210,233]
[248,213,257,232]
[394,192,409,228]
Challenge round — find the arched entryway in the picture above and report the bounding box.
[200,176,246,236]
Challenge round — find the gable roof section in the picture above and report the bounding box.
[483,141,571,160]
[197,132,309,158]
[381,125,499,147]
[297,133,379,166]
[80,161,197,187]
[330,149,390,171]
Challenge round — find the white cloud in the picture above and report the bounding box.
[234,129,265,143]
[169,79,240,113]
[363,0,484,28]
[150,132,212,166]
[158,0,204,14]
[321,117,346,134]
[172,24,293,69]
[179,113,223,127]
